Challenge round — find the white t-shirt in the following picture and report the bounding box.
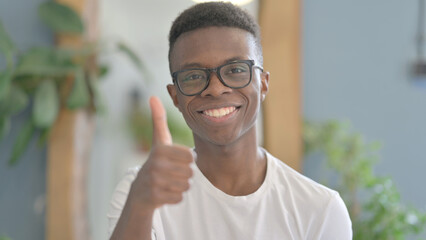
[108,150,352,240]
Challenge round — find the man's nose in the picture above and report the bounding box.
[200,72,232,97]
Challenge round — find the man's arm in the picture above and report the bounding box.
[109,96,194,240]
[109,185,155,240]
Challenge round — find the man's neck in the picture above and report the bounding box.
[193,127,267,196]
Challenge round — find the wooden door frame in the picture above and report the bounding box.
[46,0,98,239]
[260,0,302,171]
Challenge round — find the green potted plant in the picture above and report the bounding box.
[0,1,145,165]
[303,120,426,239]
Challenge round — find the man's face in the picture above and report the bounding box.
[168,27,269,146]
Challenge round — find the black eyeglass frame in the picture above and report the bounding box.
[171,59,264,96]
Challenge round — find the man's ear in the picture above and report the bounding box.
[167,84,181,110]
[260,71,270,101]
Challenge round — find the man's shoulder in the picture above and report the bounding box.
[264,150,352,238]
[266,150,339,203]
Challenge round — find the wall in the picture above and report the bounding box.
[302,0,426,211]
[0,0,52,239]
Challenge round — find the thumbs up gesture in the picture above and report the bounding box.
[128,96,194,211]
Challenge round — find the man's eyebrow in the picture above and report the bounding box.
[180,62,204,69]
[224,56,247,63]
[179,56,248,70]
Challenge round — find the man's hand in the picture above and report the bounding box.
[129,96,194,211]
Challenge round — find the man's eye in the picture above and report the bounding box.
[229,67,247,74]
[183,74,204,82]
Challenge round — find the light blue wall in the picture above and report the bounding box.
[0,0,52,239]
[302,0,426,210]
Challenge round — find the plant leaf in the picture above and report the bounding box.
[37,127,51,147]
[88,73,105,114]
[0,19,16,67]
[0,116,10,140]
[55,44,97,60]
[98,65,109,78]
[0,68,13,100]
[67,67,89,109]
[117,42,143,69]
[15,47,75,77]
[0,85,29,116]
[33,80,59,128]
[117,42,151,80]
[9,119,35,166]
[38,1,84,34]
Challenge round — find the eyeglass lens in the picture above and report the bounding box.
[177,61,251,95]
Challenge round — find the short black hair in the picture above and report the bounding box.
[168,2,263,72]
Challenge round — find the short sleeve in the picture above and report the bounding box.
[107,166,164,240]
[317,193,353,240]
[107,167,139,238]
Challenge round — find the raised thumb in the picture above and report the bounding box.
[150,96,172,145]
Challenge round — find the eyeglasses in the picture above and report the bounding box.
[172,60,263,96]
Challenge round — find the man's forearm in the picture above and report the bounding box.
[110,199,154,240]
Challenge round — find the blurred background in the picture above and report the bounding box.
[0,0,425,240]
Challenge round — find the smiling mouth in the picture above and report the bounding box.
[201,106,238,118]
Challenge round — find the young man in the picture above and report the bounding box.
[109,2,352,240]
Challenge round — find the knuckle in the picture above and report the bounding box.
[177,194,183,202]
[187,168,193,177]
[172,194,183,204]
[174,145,194,161]
[183,150,194,162]
[175,179,190,191]
[182,182,190,191]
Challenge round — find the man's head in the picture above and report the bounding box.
[166,2,269,146]
[168,2,263,71]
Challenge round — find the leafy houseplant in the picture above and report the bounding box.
[0,1,142,165]
[303,120,426,240]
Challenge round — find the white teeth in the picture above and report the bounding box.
[203,107,236,118]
